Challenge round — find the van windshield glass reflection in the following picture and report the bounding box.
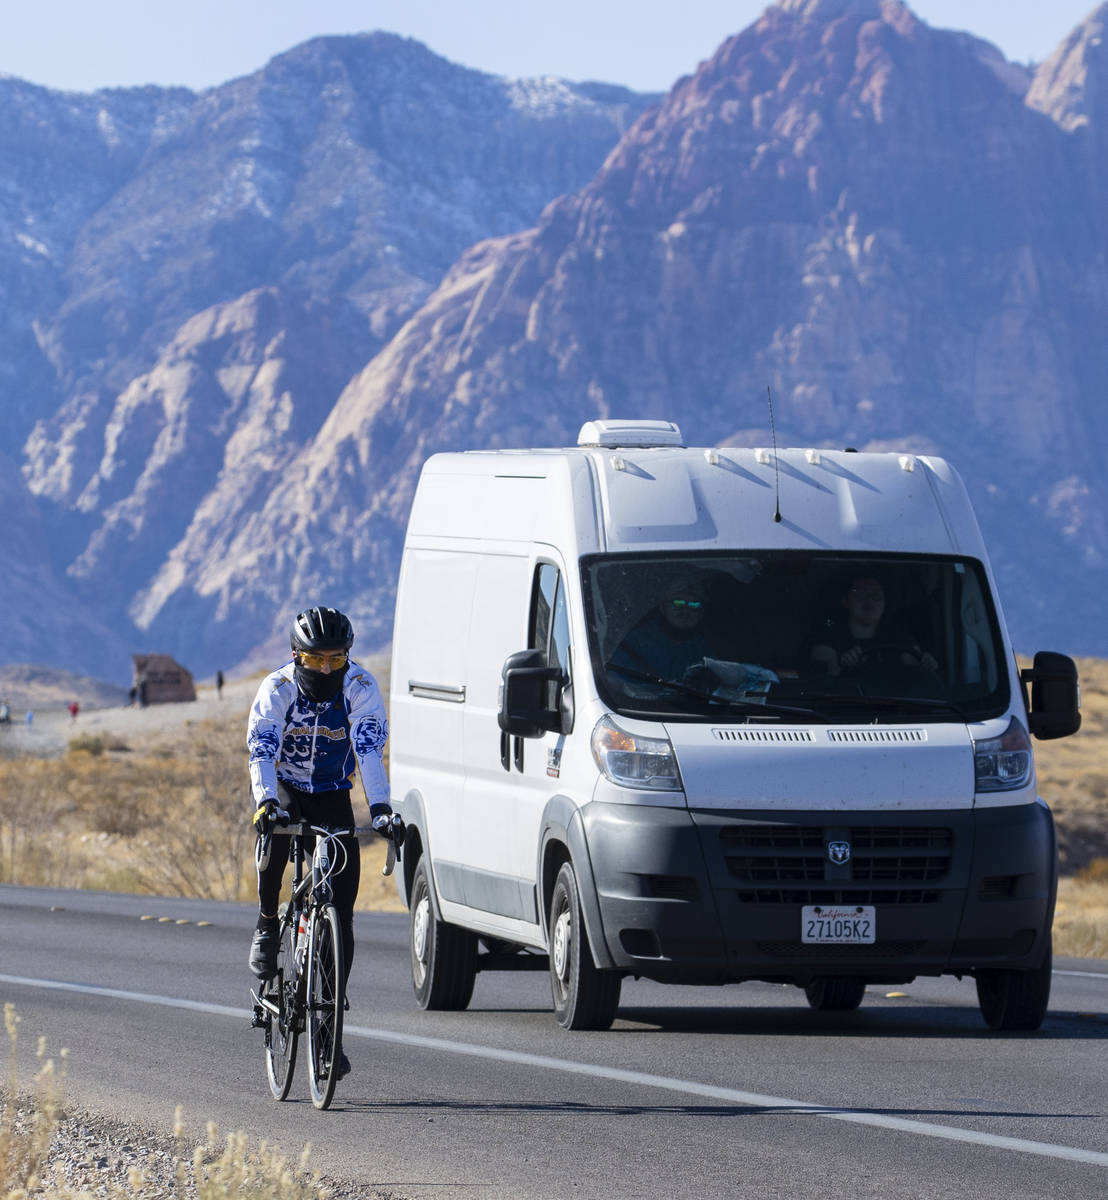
[581,552,1008,722]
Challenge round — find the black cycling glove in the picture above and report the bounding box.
[253,799,290,836]
[372,812,406,843]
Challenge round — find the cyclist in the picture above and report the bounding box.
[247,605,402,1080]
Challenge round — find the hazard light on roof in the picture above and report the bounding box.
[577,419,685,448]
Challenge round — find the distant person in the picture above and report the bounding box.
[0,700,9,724]
[128,685,137,707]
[216,669,224,700]
[809,575,937,677]
[68,700,79,721]
[137,679,148,707]
[246,605,401,1084]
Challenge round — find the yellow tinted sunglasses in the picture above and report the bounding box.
[297,650,348,670]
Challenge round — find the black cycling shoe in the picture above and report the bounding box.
[335,1052,351,1080]
[249,924,279,979]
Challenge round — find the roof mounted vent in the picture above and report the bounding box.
[577,419,685,448]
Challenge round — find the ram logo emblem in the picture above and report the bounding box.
[827,840,852,865]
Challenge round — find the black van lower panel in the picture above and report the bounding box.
[580,799,1056,984]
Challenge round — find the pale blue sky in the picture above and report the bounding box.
[0,1,1099,94]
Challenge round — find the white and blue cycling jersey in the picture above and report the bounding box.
[246,660,390,811]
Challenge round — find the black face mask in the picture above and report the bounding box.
[295,663,347,703]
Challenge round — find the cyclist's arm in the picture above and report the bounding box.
[345,667,391,817]
[246,671,294,806]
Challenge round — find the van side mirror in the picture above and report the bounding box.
[1020,651,1081,740]
[498,649,563,738]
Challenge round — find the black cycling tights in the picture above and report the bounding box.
[256,783,362,986]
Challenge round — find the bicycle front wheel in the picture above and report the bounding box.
[305,903,345,1109]
[264,905,300,1100]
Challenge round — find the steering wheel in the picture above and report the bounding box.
[853,643,923,666]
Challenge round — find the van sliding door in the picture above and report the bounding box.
[455,552,541,936]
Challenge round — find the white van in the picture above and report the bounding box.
[387,420,1080,1030]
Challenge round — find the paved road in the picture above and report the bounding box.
[2,883,1106,1199]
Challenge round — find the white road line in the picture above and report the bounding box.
[1055,970,1108,980]
[2,971,1106,1169]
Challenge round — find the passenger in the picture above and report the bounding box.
[809,575,937,677]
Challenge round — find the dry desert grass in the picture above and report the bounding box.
[1,1004,334,1200]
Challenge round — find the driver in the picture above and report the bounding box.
[809,575,937,677]
[609,576,715,682]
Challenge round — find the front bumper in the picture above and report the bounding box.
[581,799,1056,984]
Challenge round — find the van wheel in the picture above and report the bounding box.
[548,862,621,1030]
[409,857,476,1011]
[976,935,1052,1031]
[804,977,866,1012]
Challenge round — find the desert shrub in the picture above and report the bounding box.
[66,732,105,756]
[120,718,255,901]
[60,753,161,838]
[1077,856,1108,883]
[66,733,130,756]
[1054,870,1108,958]
[0,759,75,886]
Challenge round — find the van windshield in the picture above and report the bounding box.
[581,552,1010,723]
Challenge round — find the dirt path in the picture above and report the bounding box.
[0,676,259,756]
[0,656,391,758]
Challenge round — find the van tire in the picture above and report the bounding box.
[804,977,866,1012]
[548,862,621,1030]
[409,858,476,1011]
[975,935,1052,1031]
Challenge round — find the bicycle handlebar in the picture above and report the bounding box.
[263,820,400,876]
[272,820,377,837]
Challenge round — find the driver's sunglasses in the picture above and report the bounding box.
[297,650,348,670]
[671,598,703,609]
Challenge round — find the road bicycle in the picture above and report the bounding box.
[250,817,400,1109]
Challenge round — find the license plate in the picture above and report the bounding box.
[802,905,875,944]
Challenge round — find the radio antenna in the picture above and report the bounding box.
[767,385,782,523]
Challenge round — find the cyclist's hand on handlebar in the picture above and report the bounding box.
[372,812,405,844]
[253,799,290,836]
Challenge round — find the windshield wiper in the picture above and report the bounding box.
[607,663,819,719]
[800,692,970,720]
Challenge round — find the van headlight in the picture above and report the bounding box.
[591,715,681,791]
[973,717,1033,792]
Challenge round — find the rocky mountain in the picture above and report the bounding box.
[3,35,654,680]
[4,1,1108,682]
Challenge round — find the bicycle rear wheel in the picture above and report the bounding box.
[264,904,300,1100]
[306,902,344,1109]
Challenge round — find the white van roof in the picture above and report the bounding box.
[409,423,986,561]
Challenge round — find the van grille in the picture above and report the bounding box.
[720,824,954,889]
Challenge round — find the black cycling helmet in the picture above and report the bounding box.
[290,606,354,654]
